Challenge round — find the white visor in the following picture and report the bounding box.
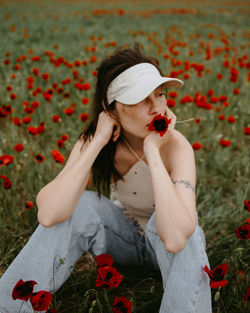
[106,62,183,105]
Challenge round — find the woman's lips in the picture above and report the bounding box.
[146,114,166,127]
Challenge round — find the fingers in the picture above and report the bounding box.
[165,108,176,130]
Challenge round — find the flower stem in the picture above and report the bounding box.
[103,288,112,313]
[18,301,24,313]
[52,256,57,306]
[176,118,195,123]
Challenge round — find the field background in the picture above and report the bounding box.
[0,0,249,312]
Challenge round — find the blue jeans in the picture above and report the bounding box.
[0,190,212,313]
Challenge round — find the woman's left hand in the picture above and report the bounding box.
[143,107,177,152]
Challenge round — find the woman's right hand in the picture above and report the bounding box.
[93,111,121,146]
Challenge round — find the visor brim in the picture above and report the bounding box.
[116,76,183,105]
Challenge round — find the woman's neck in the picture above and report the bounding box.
[121,133,145,157]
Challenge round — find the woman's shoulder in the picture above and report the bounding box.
[160,129,193,172]
[166,129,192,148]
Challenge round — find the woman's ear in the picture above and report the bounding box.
[107,105,120,124]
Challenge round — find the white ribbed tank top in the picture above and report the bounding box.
[110,158,155,235]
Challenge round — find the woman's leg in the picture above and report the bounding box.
[0,190,149,313]
[144,211,212,313]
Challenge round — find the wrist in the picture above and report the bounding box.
[144,141,160,159]
[91,136,107,150]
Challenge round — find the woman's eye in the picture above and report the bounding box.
[158,93,164,97]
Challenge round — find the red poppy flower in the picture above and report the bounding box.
[61,134,69,141]
[244,127,250,135]
[210,96,218,104]
[36,87,42,93]
[27,76,34,84]
[61,78,71,85]
[227,116,236,123]
[41,73,50,80]
[12,117,22,126]
[32,68,40,76]
[218,115,225,121]
[46,308,58,313]
[10,93,17,100]
[27,126,39,135]
[63,107,74,115]
[96,254,114,268]
[0,175,12,189]
[52,115,61,122]
[56,87,63,94]
[147,114,171,137]
[90,55,97,63]
[204,264,229,288]
[236,270,244,281]
[14,64,21,70]
[243,287,250,302]
[6,85,12,92]
[169,91,178,98]
[25,201,33,210]
[57,139,65,148]
[12,279,37,301]
[63,92,70,99]
[82,82,91,90]
[4,59,10,65]
[52,149,65,164]
[219,139,231,147]
[167,99,176,107]
[113,296,133,313]
[219,95,228,102]
[207,89,214,97]
[80,113,89,122]
[0,155,14,167]
[96,266,123,290]
[24,106,34,114]
[74,60,81,67]
[31,56,41,62]
[233,88,240,95]
[14,144,24,152]
[192,142,202,150]
[30,290,53,311]
[43,92,52,101]
[82,97,89,105]
[234,224,250,240]
[35,154,45,164]
[244,200,250,212]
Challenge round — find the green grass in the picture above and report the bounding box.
[0,0,249,312]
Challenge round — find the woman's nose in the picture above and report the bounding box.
[148,98,161,114]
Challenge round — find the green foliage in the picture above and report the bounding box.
[0,0,249,312]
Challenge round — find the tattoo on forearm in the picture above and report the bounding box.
[171,179,195,192]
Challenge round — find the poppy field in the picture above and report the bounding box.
[0,0,249,312]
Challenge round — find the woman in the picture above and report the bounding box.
[0,42,212,313]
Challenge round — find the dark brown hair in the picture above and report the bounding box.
[79,42,164,198]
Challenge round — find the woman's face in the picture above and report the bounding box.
[114,85,168,139]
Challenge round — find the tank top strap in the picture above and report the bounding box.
[122,137,145,161]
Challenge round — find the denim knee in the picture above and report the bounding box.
[71,190,144,246]
[69,190,104,235]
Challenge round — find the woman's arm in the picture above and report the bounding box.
[144,131,197,253]
[36,111,122,228]
[36,136,105,228]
